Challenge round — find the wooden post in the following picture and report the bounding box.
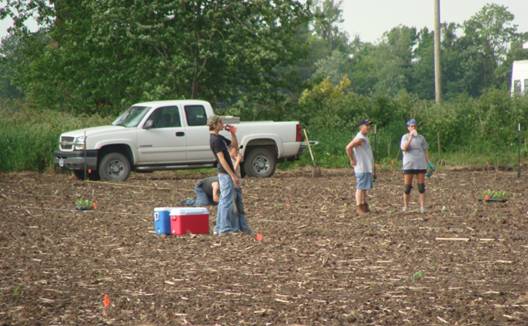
[83,130,87,181]
[434,0,442,104]
[373,124,378,159]
[518,123,522,178]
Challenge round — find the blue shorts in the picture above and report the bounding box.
[355,172,373,190]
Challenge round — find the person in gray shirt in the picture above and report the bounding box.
[346,119,376,216]
[182,176,220,207]
[400,119,430,213]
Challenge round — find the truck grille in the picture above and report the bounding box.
[60,136,74,151]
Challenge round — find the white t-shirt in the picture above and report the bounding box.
[352,132,374,174]
[400,133,428,170]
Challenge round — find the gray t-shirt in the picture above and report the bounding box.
[198,176,219,201]
[400,133,428,170]
[352,132,374,173]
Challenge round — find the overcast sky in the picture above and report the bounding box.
[340,0,528,43]
[1,1,528,43]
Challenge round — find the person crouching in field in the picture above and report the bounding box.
[346,119,375,216]
[181,147,241,209]
[181,150,240,207]
[400,119,430,213]
[182,176,220,207]
[208,116,251,235]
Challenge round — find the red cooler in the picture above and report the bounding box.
[170,207,209,236]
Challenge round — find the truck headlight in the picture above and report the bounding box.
[74,136,86,150]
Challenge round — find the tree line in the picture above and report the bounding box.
[0,1,527,116]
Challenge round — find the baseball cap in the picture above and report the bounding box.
[357,119,371,127]
[406,118,417,126]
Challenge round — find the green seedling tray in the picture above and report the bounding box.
[75,206,93,211]
[479,198,508,203]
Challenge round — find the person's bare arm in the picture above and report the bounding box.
[345,138,363,166]
[233,154,242,172]
[401,132,416,152]
[227,125,238,151]
[216,151,240,187]
[425,149,430,164]
[212,182,219,203]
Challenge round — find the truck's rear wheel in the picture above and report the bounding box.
[243,147,276,178]
[98,152,131,181]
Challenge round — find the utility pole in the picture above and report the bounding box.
[434,0,442,103]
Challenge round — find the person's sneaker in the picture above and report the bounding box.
[402,206,408,212]
[364,203,370,212]
[241,229,254,236]
[420,207,426,214]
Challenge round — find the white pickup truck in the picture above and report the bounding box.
[54,100,304,181]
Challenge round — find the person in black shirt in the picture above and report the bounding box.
[208,115,251,235]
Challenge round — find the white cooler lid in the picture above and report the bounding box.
[170,207,209,216]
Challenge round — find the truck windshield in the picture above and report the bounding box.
[112,106,150,127]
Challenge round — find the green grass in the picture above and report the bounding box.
[0,100,111,171]
[0,100,525,172]
[281,128,526,171]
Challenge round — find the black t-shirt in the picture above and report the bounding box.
[210,133,234,174]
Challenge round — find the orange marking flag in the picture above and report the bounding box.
[103,293,111,309]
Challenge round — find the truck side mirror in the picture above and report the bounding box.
[143,120,153,129]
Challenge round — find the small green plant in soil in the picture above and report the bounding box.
[75,198,93,210]
[12,285,24,301]
[483,190,508,201]
[412,271,425,282]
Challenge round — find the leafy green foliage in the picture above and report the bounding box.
[0,99,110,171]
[296,78,528,168]
[1,0,311,113]
[0,2,527,172]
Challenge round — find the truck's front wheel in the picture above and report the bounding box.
[243,147,276,178]
[98,152,131,181]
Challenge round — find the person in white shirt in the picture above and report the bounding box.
[400,119,430,213]
[345,119,375,215]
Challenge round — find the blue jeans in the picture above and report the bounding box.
[215,173,239,235]
[183,183,213,206]
[231,187,252,234]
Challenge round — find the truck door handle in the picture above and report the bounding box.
[175,132,185,137]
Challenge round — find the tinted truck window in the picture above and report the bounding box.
[185,105,207,126]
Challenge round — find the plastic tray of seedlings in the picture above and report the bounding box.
[75,198,94,211]
[479,190,508,203]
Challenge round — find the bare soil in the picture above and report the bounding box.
[1,169,527,325]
